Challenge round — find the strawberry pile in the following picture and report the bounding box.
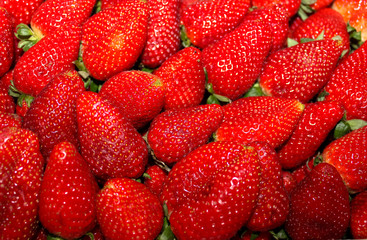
[0,0,367,239]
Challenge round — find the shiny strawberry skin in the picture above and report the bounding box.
[0,112,21,128]
[13,24,82,97]
[309,0,334,10]
[153,46,206,110]
[0,0,43,26]
[292,8,350,54]
[278,100,344,169]
[332,0,367,22]
[0,71,15,114]
[147,104,224,164]
[349,10,367,42]
[322,125,367,194]
[22,70,85,160]
[251,0,301,18]
[246,142,289,232]
[215,96,304,148]
[99,70,165,129]
[259,39,344,103]
[39,141,99,240]
[144,165,167,199]
[350,191,367,239]
[162,141,261,240]
[140,0,181,68]
[324,41,367,121]
[81,0,149,80]
[76,91,148,180]
[0,7,14,78]
[97,178,163,240]
[181,0,250,49]
[285,163,350,240]
[0,127,44,239]
[30,0,97,37]
[202,17,272,100]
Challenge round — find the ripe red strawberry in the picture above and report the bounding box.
[0,127,44,239]
[99,70,165,129]
[285,163,350,240]
[322,125,367,193]
[323,40,367,121]
[349,10,367,43]
[0,112,21,128]
[251,0,301,17]
[0,7,14,78]
[215,96,304,148]
[259,39,344,103]
[202,17,272,101]
[0,72,15,114]
[178,0,198,17]
[309,0,334,11]
[39,141,99,240]
[13,23,82,97]
[15,97,31,118]
[153,46,206,110]
[30,0,96,38]
[350,190,367,239]
[332,0,367,23]
[147,104,224,164]
[77,91,148,180]
[140,0,181,68]
[162,141,261,240]
[246,141,289,232]
[22,70,85,160]
[0,0,43,26]
[278,100,344,169]
[291,8,350,54]
[244,4,290,54]
[97,178,163,240]
[180,0,250,49]
[81,0,149,80]
[144,164,167,199]
[291,157,315,184]
[281,170,297,196]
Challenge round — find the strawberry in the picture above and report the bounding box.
[349,10,367,43]
[246,141,289,232]
[147,104,224,164]
[30,0,97,38]
[259,39,344,103]
[140,0,181,68]
[0,112,21,128]
[0,127,44,239]
[97,178,164,240]
[22,70,85,160]
[153,46,206,110]
[99,70,165,129]
[309,0,333,11]
[278,100,344,169]
[202,16,272,101]
[76,91,148,180]
[350,190,367,239]
[281,170,297,196]
[13,23,82,97]
[15,97,31,118]
[238,230,273,240]
[214,96,304,148]
[323,40,367,121]
[285,163,350,240]
[144,164,167,199]
[39,141,99,240]
[291,157,315,184]
[244,4,290,54]
[322,125,367,194]
[331,0,367,23]
[0,71,15,114]
[81,0,149,81]
[251,0,301,17]
[180,0,250,49]
[162,141,261,240]
[291,8,350,55]
[0,0,43,26]
[0,7,14,78]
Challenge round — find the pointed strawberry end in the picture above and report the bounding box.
[15,23,43,51]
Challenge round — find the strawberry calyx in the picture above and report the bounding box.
[269,228,290,240]
[334,115,367,139]
[156,203,175,240]
[347,22,363,51]
[180,25,192,48]
[8,81,34,108]
[297,0,317,21]
[15,23,43,51]
[243,82,265,97]
[205,83,231,105]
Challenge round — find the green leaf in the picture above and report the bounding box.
[180,25,191,48]
[347,119,367,130]
[301,0,317,5]
[316,90,329,102]
[316,30,325,40]
[244,82,265,97]
[334,120,351,139]
[297,7,310,21]
[156,217,176,240]
[143,172,152,180]
[300,37,316,43]
[205,82,214,94]
[206,95,221,105]
[141,67,154,73]
[213,93,231,103]
[287,38,299,48]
